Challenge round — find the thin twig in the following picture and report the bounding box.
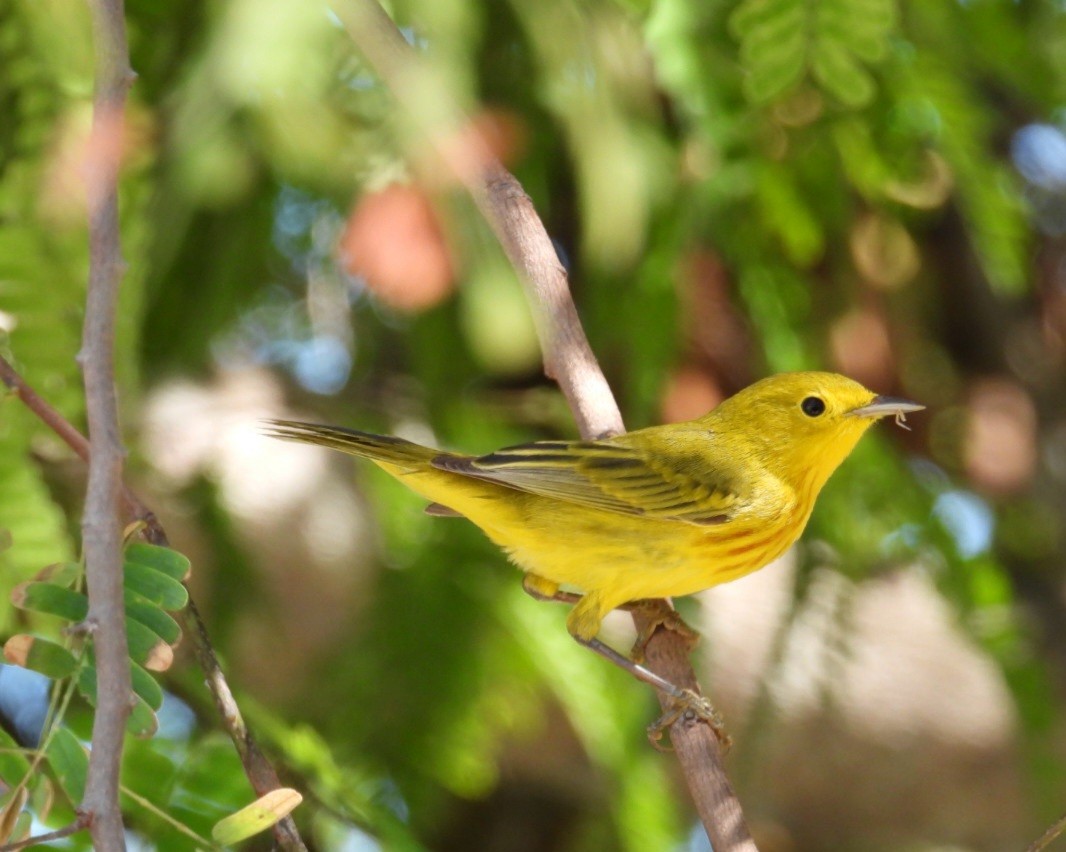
[183,598,308,850]
[120,784,217,848]
[0,358,91,463]
[1027,813,1066,852]
[0,356,308,851]
[331,0,622,440]
[0,354,157,533]
[80,0,136,847]
[332,3,755,848]
[0,817,88,852]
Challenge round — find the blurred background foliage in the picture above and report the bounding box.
[2,0,1066,848]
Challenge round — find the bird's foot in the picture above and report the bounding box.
[629,599,701,664]
[647,689,731,753]
[522,574,584,605]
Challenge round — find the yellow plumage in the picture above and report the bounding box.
[266,371,921,643]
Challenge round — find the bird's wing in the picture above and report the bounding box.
[431,437,739,525]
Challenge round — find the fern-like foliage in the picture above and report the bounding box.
[730,0,898,106]
[4,542,190,740]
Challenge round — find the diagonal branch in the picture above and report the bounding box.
[331,2,756,848]
[183,597,308,850]
[1027,813,1066,852]
[0,817,88,852]
[332,0,623,440]
[80,0,136,846]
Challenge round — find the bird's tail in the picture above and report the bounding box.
[264,419,444,469]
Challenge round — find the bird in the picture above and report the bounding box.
[266,371,922,735]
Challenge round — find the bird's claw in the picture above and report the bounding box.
[647,689,731,753]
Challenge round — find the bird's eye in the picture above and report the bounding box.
[801,396,826,417]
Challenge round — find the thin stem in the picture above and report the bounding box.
[182,598,308,850]
[120,785,217,848]
[1027,813,1066,852]
[17,647,90,801]
[0,817,88,852]
[80,0,136,846]
[0,358,90,462]
[0,355,171,545]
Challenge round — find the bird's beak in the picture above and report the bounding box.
[849,395,925,422]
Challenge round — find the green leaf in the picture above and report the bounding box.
[731,0,896,107]
[212,788,303,845]
[11,582,87,622]
[122,560,189,612]
[33,562,81,588]
[731,0,808,104]
[839,28,890,64]
[125,618,176,672]
[3,635,77,679]
[729,0,801,40]
[126,695,159,738]
[45,728,88,805]
[817,0,895,42]
[811,39,876,106]
[737,8,805,65]
[124,542,192,583]
[832,117,891,197]
[125,595,182,646]
[0,223,84,633]
[0,728,30,786]
[843,0,896,30]
[129,662,164,711]
[0,409,75,633]
[756,163,825,266]
[745,46,806,103]
[10,582,175,669]
[77,667,160,737]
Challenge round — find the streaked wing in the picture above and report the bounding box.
[432,440,736,525]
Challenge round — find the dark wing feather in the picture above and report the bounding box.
[431,438,738,525]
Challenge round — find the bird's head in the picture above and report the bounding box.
[703,371,923,491]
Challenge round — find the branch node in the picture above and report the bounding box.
[65,618,98,637]
[485,174,528,201]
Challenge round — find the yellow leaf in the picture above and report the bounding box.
[211,788,303,845]
[0,787,28,843]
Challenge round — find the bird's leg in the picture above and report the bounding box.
[571,633,729,751]
[629,599,701,664]
[521,577,699,650]
[521,573,584,605]
[565,592,729,751]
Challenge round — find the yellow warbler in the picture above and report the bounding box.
[268,372,920,638]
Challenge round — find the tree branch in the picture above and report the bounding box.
[0,355,164,536]
[0,359,92,464]
[80,0,135,847]
[0,817,88,852]
[0,356,308,851]
[183,597,309,850]
[1027,812,1066,852]
[332,2,756,847]
[331,0,623,440]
